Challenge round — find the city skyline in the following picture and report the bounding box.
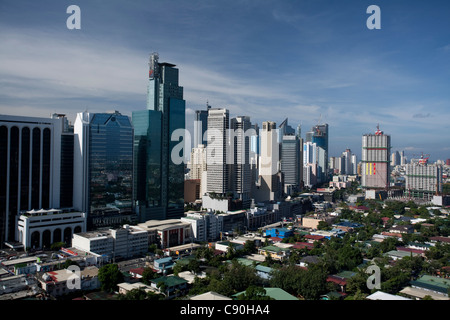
[1,1,450,162]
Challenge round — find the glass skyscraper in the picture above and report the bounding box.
[306,123,329,184]
[133,53,185,221]
[73,111,134,230]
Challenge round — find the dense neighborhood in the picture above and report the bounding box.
[1,184,449,301]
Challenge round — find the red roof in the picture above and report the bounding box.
[396,247,425,255]
[305,235,325,241]
[326,275,347,286]
[293,242,314,250]
[129,267,145,275]
[270,237,283,242]
[430,236,450,243]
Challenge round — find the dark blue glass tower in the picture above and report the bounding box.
[133,53,186,221]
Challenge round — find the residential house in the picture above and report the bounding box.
[389,225,414,234]
[38,266,99,297]
[258,246,290,261]
[233,287,298,300]
[190,291,232,300]
[150,275,188,299]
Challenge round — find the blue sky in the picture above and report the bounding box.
[1,0,450,161]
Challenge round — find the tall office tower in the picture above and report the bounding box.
[400,151,406,165]
[133,53,186,221]
[405,162,442,200]
[256,121,281,201]
[206,108,230,195]
[341,148,356,175]
[281,135,301,195]
[230,116,252,208]
[188,144,207,180]
[250,123,260,199]
[279,118,295,140]
[303,141,320,187]
[306,124,329,183]
[193,102,211,148]
[329,157,337,173]
[0,114,68,247]
[60,117,74,209]
[361,125,391,189]
[391,150,400,167]
[351,154,357,176]
[74,111,134,229]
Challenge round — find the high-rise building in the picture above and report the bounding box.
[341,148,357,175]
[188,144,207,180]
[206,108,230,195]
[133,53,186,221]
[230,116,252,208]
[400,151,406,165]
[306,124,329,183]
[303,141,319,188]
[281,135,301,195]
[391,150,400,167]
[73,111,134,230]
[0,114,69,247]
[405,162,443,200]
[255,121,281,201]
[193,103,211,148]
[361,125,391,189]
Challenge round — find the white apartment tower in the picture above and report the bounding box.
[206,108,230,195]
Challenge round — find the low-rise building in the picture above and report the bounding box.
[71,224,148,260]
[117,282,152,295]
[150,275,188,299]
[265,228,293,239]
[407,275,450,299]
[16,208,86,250]
[301,214,335,230]
[137,219,192,249]
[389,225,414,234]
[366,291,412,300]
[181,211,223,242]
[258,245,290,261]
[190,291,232,300]
[215,241,244,253]
[38,266,100,297]
[153,257,175,274]
[0,274,40,299]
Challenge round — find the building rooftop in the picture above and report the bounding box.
[411,275,450,295]
[233,287,298,300]
[190,291,232,300]
[151,275,188,287]
[366,291,412,300]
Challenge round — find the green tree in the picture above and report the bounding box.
[98,264,124,293]
[187,259,201,274]
[317,221,331,231]
[243,240,257,254]
[142,267,158,285]
[220,260,260,296]
[61,259,79,269]
[236,286,273,300]
[50,242,66,251]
